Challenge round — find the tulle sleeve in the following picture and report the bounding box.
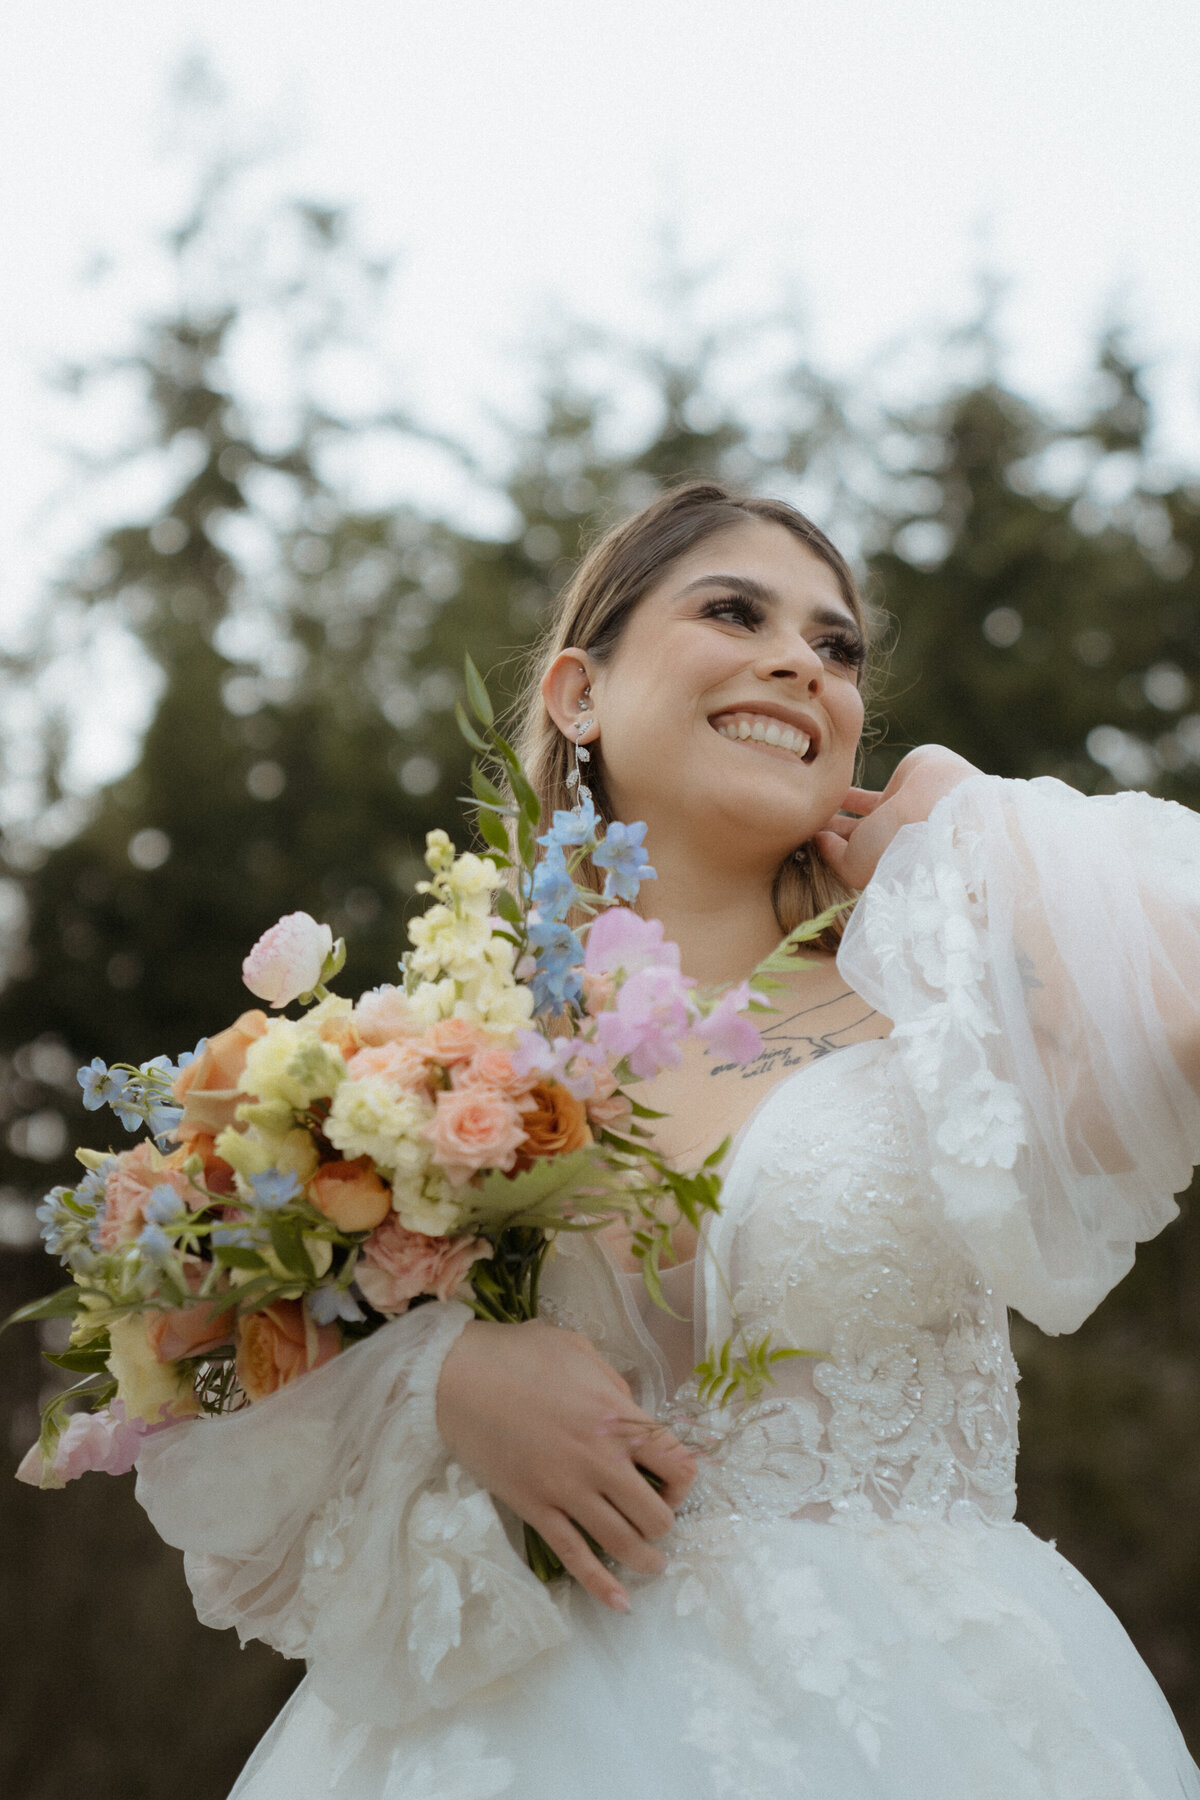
[838,774,1200,1335]
[133,1299,569,1729]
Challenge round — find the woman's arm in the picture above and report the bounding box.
[436,1318,697,1612]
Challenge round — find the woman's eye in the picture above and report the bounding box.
[703,596,760,626]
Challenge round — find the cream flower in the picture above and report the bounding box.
[242,1019,347,1111]
[107,1315,198,1425]
[324,1078,435,1177]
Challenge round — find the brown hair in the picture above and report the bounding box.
[509,478,876,954]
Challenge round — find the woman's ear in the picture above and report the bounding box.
[541,649,599,742]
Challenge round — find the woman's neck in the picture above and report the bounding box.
[632,837,788,987]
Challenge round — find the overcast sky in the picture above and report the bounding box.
[3,0,1200,636]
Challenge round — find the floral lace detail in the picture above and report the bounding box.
[667,1046,1020,1546]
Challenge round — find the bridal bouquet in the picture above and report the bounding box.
[9,658,828,1575]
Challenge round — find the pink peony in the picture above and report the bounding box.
[691,982,766,1065]
[101,1142,192,1253]
[357,1215,492,1315]
[354,984,419,1045]
[593,964,695,1080]
[242,912,334,1009]
[15,1400,166,1488]
[348,1040,433,1095]
[424,1086,530,1186]
[584,908,681,977]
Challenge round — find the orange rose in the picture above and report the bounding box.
[235,1300,340,1402]
[310,1157,392,1232]
[173,1010,269,1138]
[514,1080,593,1170]
[182,1131,237,1197]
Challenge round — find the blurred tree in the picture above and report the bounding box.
[2,150,1199,1792]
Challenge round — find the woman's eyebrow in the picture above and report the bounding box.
[676,572,857,631]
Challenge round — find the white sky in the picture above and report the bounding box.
[2,0,1200,642]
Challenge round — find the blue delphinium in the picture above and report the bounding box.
[35,1188,72,1258]
[307,1285,365,1326]
[78,1059,128,1114]
[212,1223,265,1252]
[248,1169,302,1212]
[137,1222,175,1264]
[530,843,577,922]
[527,917,585,1013]
[537,791,599,853]
[145,1184,189,1226]
[592,820,657,903]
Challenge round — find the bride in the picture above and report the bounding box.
[136,478,1200,1797]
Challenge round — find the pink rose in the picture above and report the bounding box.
[357,1215,492,1315]
[15,1400,165,1488]
[355,984,418,1045]
[348,1041,433,1095]
[424,1087,529,1185]
[242,912,334,1009]
[101,1142,192,1252]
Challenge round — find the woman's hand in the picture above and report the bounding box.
[435,1317,697,1612]
[812,745,982,891]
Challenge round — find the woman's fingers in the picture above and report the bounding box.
[839,786,883,815]
[599,1414,697,1510]
[573,1492,668,1577]
[535,1509,631,1612]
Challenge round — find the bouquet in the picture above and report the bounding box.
[8,658,833,1578]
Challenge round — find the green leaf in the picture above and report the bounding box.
[470,764,507,808]
[455,699,490,752]
[464,1146,629,1232]
[213,1246,269,1271]
[44,1346,112,1375]
[494,887,522,925]
[748,901,855,985]
[269,1216,315,1280]
[516,814,535,867]
[1,1285,83,1334]
[477,805,512,855]
[464,653,495,727]
[628,1098,668,1119]
[509,763,541,828]
[702,1134,732,1168]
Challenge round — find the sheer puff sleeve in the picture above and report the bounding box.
[838,774,1200,1335]
[134,1299,569,1728]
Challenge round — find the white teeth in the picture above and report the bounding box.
[715,715,813,758]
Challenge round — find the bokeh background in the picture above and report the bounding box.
[1,5,1199,1793]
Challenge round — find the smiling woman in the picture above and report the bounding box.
[134,479,1200,1799]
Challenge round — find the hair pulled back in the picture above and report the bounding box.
[510,478,874,952]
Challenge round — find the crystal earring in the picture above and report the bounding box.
[567,715,593,810]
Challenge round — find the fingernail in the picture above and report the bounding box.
[610,1591,630,1613]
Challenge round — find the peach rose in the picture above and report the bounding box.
[173,1010,269,1138]
[309,1157,392,1232]
[315,1010,360,1060]
[583,1062,632,1133]
[514,1080,593,1170]
[148,1295,237,1364]
[422,1017,490,1067]
[424,1087,529,1185]
[452,1046,538,1102]
[354,984,419,1046]
[347,1041,433,1096]
[100,1142,193,1253]
[357,1214,492,1315]
[235,1300,340,1402]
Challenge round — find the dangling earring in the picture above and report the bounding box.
[566,689,594,812]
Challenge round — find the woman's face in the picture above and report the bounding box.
[581,518,866,871]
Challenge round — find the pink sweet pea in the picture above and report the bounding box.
[242,912,334,1008]
[15,1400,167,1489]
[691,982,766,1065]
[593,964,696,1080]
[583,908,681,976]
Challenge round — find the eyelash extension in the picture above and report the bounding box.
[702,595,867,671]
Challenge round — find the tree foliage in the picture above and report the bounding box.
[1,164,1199,1793]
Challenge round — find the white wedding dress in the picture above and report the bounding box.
[136,775,1200,1799]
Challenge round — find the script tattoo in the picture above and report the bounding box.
[709,986,884,1083]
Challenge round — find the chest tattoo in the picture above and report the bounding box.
[708,988,882,1082]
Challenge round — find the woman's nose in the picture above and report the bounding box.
[756,635,824,691]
